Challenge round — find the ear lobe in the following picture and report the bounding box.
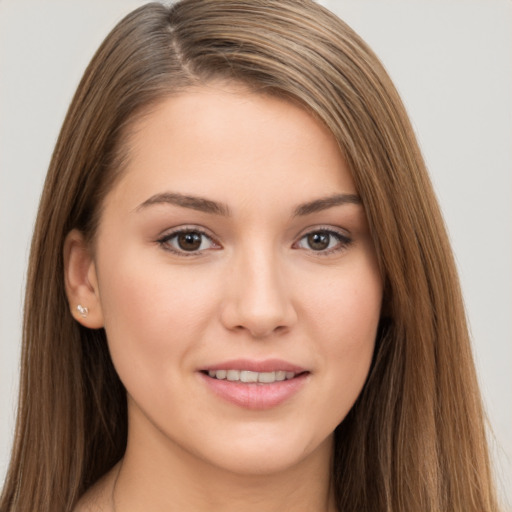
[63,229,104,328]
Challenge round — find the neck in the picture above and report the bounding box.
[112,422,337,512]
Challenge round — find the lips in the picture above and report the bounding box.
[202,358,306,374]
[199,359,309,410]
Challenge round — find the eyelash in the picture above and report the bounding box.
[294,228,353,256]
[157,227,220,257]
[156,226,352,257]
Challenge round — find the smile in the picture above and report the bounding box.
[199,361,309,410]
[207,369,297,383]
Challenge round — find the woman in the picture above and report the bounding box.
[0,1,501,511]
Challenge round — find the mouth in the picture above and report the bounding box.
[202,369,302,384]
[198,360,310,410]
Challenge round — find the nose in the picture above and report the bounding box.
[219,247,297,339]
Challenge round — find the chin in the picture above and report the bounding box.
[196,430,334,477]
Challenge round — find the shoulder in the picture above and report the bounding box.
[72,462,120,512]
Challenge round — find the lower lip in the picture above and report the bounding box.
[199,372,309,410]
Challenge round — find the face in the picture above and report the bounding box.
[85,84,382,476]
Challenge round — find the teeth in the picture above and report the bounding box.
[207,370,298,383]
[258,371,275,383]
[226,370,240,381]
[209,369,228,379]
[240,370,259,383]
[275,370,286,381]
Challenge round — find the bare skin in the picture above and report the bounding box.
[74,465,120,512]
[75,452,336,512]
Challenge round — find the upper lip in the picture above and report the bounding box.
[201,358,308,374]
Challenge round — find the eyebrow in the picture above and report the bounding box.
[135,191,361,217]
[136,192,231,216]
[293,193,362,216]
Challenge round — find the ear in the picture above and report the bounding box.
[63,229,104,328]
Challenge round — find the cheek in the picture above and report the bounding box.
[301,255,382,407]
[95,249,220,382]
[304,253,382,345]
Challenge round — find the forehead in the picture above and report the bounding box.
[107,84,356,213]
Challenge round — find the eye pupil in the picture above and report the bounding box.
[307,232,330,250]
[177,232,202,251]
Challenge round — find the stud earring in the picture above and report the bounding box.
[77,304,89,318]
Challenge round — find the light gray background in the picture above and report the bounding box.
[1,0,511,507]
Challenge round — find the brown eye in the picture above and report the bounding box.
[177,232,202,251]
[307,232,330,251]
[158,229,218,255]
[295,229,352,254]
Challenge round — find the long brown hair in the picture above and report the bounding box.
[0,1,500,511]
